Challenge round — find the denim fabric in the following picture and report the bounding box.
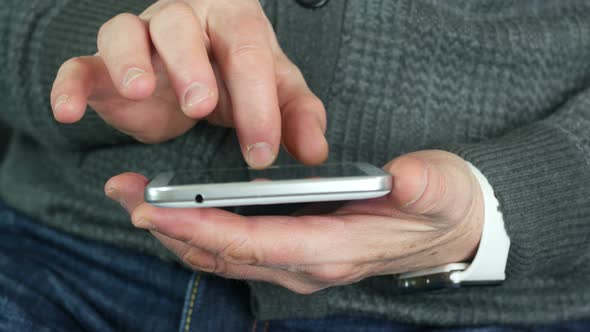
[180,272,590,332]
[0,201,191,332]
[1,201,589,332]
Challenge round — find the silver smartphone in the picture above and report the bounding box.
[145,162,392,208]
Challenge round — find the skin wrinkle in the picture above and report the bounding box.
[404,163,429,207]
[216,235,260,265]
[450,164,485,261]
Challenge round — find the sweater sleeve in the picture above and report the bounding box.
[440,87,590,277]
[0,0,150,150]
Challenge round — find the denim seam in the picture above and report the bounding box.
[178,272,201,332]
[251,320,269,332]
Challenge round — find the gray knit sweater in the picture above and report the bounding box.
[1,0,590,326]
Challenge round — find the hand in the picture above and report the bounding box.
[105,150,484,294]
[50,0,328,169]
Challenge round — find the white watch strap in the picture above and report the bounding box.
[449,162,510,283]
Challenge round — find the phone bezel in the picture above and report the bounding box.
[144,162,392,208]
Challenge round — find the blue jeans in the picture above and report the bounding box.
[0,202,588,332]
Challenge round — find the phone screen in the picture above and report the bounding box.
[168,163,368,185]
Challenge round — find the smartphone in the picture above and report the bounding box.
[145,162,392,208]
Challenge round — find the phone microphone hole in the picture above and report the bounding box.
[195,194,204,203]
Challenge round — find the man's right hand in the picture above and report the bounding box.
[50,0,328,169]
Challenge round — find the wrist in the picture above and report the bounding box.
[444,163,485,264]
[461,169,485,261]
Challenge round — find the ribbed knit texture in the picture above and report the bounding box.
[1,0,590,326]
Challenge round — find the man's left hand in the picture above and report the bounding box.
[105,150,484,294]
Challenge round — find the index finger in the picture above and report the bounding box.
[208,5,280,169]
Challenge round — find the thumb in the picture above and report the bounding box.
[104,172,149,214]
[384,150,480,222]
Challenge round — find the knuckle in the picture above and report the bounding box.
[221,0,262,14]
[209,259,229,276]
[55,57,88,85]
[221,17,270,65]
[181,247,204,267]
[61,57,86,73]
[276,58,302,81]
[110,12,138,27]
[308,265,357,284]
[228,41,265,59]
[97,21,112,47]
[291,96,325,120]
[98,13,137,48]
[182,248,226,274]
[97,14,145,69]
[286,282,322,295]
[233,12,267,30]
[221,44,272,84]
[217,236,262,265]
[159,1,193,16]
[150,1,194,32]
[304,97,325,112]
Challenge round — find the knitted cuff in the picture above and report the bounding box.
[440,122,590,277]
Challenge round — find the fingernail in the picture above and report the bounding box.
[183,82,212,111]
[54,95,69,111]
[246,142,275,169]
[122,67,146,87]
[405,165,428,207]
[134,218,156,230]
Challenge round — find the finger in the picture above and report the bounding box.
[151,231,270,278]
[130,203,424,267]
[384,150,481,221]
[151,230,326,294]
[104,172,149,213]
[151,231,285,281]
[202,62,234,127]
[149,2,218,118]
[104,173,322,291]
[97,13,156,100]
[96,52,198,143]
[209,5,280,169]
[51,54,196,142]
[50,56,106,123]
[276,54,328,165]
[131,204,267,264]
